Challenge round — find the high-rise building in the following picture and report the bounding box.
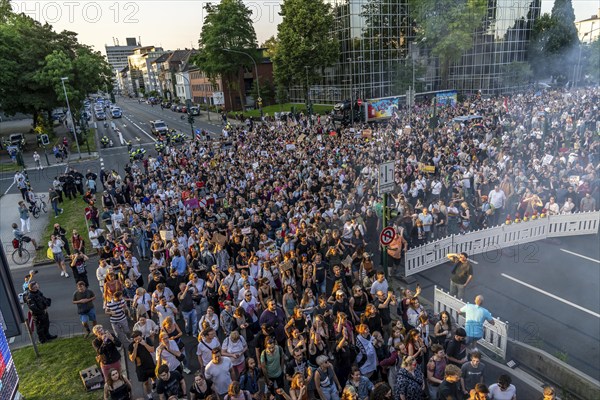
[294,0,540,103]
[105,38,139,72]
[127,46,166,97]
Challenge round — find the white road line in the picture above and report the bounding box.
[501,273,600,318]
[125,116,156,143]
[560,249,600,264]
[3,179,16,194]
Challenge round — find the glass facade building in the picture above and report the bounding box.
[291,0,540,103]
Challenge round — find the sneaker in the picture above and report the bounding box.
[182,367,191,374]
[64,272,69,278]
[60,209,64,214]
[60,271,65,277]
[55,215,59,218]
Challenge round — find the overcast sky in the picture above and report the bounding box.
[10,0,600,54]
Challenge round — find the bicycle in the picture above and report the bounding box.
[31,194,48,219]
[12,239,31,265]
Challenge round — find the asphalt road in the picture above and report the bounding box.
[414,234,600,380]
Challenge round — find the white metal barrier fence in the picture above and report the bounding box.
[434,286,509,360]
[405,211,600,276]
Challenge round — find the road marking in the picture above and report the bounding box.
[560,249,600,264]
[3,179,15,194]
[501,273,600,318]
[125,116,156,143]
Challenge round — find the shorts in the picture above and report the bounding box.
[136,368,156,382]
[53,252,64,262]
[79,308,97,323]
[466,336,482,345]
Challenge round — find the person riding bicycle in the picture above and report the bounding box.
[12,223,39,249]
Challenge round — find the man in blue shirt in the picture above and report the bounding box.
[170,249,187,275]
[460,295,494,349]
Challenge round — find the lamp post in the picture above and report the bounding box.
[305,66,311,117]
[223,48,262,115]
[347,58,355,125]
[60,77,81,159]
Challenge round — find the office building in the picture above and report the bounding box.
[293,0,541,103]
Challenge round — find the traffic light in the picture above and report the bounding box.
[188,115,195,125]
[40,134,50,146]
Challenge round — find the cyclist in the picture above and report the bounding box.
[12,222,39,249]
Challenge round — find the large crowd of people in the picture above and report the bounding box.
[21,86,599,400]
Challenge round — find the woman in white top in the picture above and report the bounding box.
[133,287,152,318]
[133,314,159,346]
[221,330,248,377]
[199,306,220,333]
[48,235,68,277]
[88,225,104,256]
[96,259,109,294]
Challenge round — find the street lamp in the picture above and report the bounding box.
[223,48,262,115]
[60,77,81,159]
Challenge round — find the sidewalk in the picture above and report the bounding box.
[0,193,50,272]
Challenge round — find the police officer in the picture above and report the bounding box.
[69,168,85,195]
[24,281,57,343]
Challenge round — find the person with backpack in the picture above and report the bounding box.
[260,337,286,392]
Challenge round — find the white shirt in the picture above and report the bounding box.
[156,339,180,372]
[48,239,64,254]
[196,336,221,366]
[204,357,233,395]
[199,313,219,332]
[488,383,516,400]
[488,189,506,209]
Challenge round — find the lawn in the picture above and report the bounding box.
[35,196,90,262]
[69,128,97,154]
[0,161,23,173]
[12,336,101,400]
[234,103,333,118]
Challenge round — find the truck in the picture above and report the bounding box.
[150,120,168,136]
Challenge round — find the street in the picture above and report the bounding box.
[414,234,600,379]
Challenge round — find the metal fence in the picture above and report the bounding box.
[405,211,600,276]
[434,286,509,360]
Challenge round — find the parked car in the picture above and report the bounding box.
[171,104,178,111]
[176,105,184,112]
[162,102,172,109]
[189,106,200,116]
[181,106,187,113]
[3,133,26,150]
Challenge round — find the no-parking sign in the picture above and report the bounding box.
[380,226,396,246]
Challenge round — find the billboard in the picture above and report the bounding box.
[0,310,19,400]
[367,96,400,120]
[435,91,458,107]
[212,92,225,106]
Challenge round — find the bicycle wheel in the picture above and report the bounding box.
[12,248,30,265]
[32,206,40,219]
[41,201,48,213]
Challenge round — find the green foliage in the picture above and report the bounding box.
[0,6,112,117]
[587,39,600,83]
[273,0,338,92]
[393,58,427,93]
[250,79,276,106]
[193,0,258,110]
[500,62,533,90]
[261,36,279,59]
[409,0,487,88]
[529,0,579,80]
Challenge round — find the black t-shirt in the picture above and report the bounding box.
[286,357,307,378]
[437,379,461,400]
[445,338,466,366]
[128,342,155,371]
[73,289,95,314]
[189,379,215,397]
[156,370,183,397]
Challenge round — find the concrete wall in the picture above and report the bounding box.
[508,338,600,400]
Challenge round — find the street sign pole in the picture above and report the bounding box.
[382,193,389,277]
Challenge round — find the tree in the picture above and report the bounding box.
[393,57,426,94]
[0,3,112,122]
[529,0,579,81]
[193,0,258,110]
[273,0,338,101]
[500,62,533,91]
[409,0,487,89]
[261,36,279,59]
[586,39,600,84]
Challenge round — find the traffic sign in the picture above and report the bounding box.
[357,99,362,106]
[257,97,262,103]
[379,161,395,194]
[199,198,207,208]
[380,226,396,246]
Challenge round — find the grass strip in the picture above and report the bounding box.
[12,336,101,400]
[35,196,90,262]
[232,103,333,118]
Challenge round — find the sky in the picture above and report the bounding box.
[9,0,600,54]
